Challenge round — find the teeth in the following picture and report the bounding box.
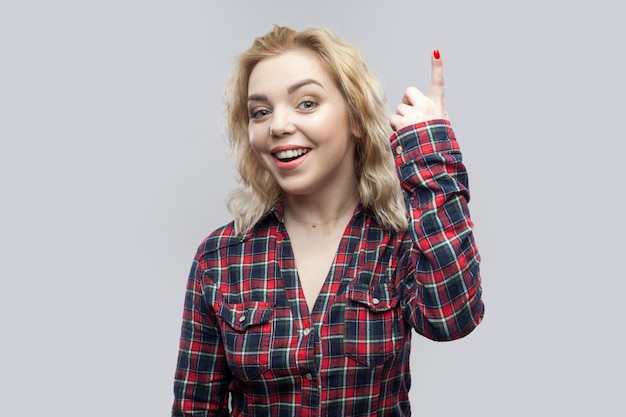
[275,148,309,161]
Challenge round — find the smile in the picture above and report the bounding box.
[273,148,310,162]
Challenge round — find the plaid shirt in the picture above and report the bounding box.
[172,120,484,417]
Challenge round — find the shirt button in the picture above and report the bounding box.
[372,297,380,305]
[239,315,246,323]
[305,373,313,381]
[303,328,311,336]
[395,145,403,154]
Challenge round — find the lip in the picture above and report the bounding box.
[270,145,311,171]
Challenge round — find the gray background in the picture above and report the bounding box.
[1,0,624,415]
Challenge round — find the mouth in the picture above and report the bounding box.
[273,148,310,162]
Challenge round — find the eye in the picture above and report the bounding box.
[249,108,271,119]
[297,100,318,111]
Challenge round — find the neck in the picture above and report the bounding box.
[284,192,359,230]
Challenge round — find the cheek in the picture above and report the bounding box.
[247,128,272,170]
[248,126,263,151]
[322,108,351,138]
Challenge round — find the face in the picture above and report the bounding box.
[247,49,356,198]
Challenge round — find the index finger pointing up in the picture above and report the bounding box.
[428,49,445,102]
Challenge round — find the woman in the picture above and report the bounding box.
[172,25,484,417]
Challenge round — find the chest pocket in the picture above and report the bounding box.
[344,283,403,367]
[218,301,274,381]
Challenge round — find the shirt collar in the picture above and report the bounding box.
[267,201,366,226]
[269,203,285,224]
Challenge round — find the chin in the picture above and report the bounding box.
[276,180,318,197]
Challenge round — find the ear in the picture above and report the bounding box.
[351,125,362,139]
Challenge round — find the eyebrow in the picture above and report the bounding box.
[287,79,323,94]
[247,79,324,102]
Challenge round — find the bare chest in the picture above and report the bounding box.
[288,230,344,312]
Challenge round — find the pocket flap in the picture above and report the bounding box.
[347,284,398,312]
[218,301,274,331]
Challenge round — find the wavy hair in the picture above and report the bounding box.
[225,25,408,234]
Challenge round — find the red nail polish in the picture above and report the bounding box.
[433,49,440,60]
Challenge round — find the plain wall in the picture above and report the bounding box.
[1,1,624,415]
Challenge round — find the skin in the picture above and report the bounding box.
[247,48,449,311]
[247,49,359,222]
[389,51,449,131]
[248,49,362,310]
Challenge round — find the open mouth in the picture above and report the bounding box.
[274,148,310,162]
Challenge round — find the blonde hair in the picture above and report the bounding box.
[225,25,408,234]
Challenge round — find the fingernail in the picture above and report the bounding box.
[433,49,440,60]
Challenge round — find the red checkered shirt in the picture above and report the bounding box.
[172,120,484,417]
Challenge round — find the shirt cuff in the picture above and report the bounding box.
[390,119,459,164]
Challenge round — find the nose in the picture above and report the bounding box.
[269,106,296,137]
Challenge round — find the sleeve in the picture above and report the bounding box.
[171,254,231,417]
[391,119,484,341]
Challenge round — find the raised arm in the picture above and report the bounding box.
[390,50,484,341]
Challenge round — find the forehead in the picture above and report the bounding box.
[248,49,335,93]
